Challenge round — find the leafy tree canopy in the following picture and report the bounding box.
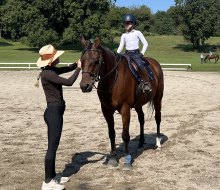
[0,0,219,48]
[174,0,220,47]
[0,0,114,47]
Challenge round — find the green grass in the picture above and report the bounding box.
[0,39,81,63]
[146,36,220,71]
[0,36,220,71]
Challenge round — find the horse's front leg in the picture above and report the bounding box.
[101,104,118,167]
[120,103,132,169]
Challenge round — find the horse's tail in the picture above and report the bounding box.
[148,58,164,113]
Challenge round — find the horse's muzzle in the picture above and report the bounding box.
[80,83,93,93]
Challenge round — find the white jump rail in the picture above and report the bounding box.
[0,63,192,71]
[160,63,192,71]
[0,63,71,69]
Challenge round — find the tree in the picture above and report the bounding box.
[0,0,6,37]
[213,18,220,37]
[105,5,129,33]
[0,0,64,46]
[131,5,153,34]
[0,0,114,47]
[174,0,220,47]
[62,0,113,44]
[105,5,153,36]
[151,8,176,35]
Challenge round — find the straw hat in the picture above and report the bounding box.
[36,44,64,68]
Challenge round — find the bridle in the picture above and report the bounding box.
[81,47,120,89]
[81,48,103,83]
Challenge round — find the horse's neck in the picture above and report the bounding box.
[102,48,116,74]
[100,48,118,88]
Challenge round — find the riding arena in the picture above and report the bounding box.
[0,68,219,189]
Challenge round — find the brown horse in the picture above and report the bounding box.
[204,54,219,63]
[79,37,164,168]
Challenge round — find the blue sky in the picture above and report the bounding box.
[115,0,176,13]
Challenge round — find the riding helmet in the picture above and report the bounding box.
[122,14,137,25]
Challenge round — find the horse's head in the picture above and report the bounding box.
[80,36,103,93]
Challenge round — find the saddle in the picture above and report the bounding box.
[115,53,154,97]
[120,54,154,82]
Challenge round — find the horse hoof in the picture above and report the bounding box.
[107,158,118,167]
[123,163,132,170]
[156,146,162,151]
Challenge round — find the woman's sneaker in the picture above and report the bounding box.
[53,175,70,184]
[41,179,65,190]
[60,177,69,184]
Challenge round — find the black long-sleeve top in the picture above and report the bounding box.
[41,63,81,103]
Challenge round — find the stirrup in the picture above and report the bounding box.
[140,81,152,93]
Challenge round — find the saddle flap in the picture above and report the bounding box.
[122,54,142,82]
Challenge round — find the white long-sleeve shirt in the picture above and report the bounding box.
[117,29,148,55]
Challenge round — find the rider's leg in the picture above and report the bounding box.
[125,51,152,93]
[131,54,153,92]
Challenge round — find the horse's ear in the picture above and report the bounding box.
[94,37,101,47]
[81,35,87,47]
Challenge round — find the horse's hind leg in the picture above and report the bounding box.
[153,75,164,149]
[135,107,145,148]
[153,98,162,149]
[152,68,164,149]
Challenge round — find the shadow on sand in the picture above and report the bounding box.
[103,133,168,165]
[61,151,106,177]
[61,133,168,177]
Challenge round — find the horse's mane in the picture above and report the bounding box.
[100,46,116,57]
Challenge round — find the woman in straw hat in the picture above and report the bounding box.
[36,44,81,190]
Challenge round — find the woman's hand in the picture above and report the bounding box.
[76,59,81,68]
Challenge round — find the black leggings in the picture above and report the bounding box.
[44,101,65,183]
